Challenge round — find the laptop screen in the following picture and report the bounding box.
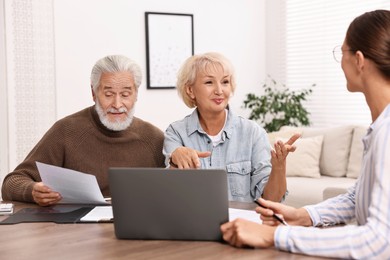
[109,168,229,241]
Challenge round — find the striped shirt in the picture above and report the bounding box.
[275,104,390,259]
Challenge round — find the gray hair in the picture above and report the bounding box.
[90,55,142,93]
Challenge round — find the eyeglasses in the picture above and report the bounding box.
[332,45,356,63]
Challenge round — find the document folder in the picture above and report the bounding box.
[0,206,95,224]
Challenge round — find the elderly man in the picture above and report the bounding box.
[1,55,165,206]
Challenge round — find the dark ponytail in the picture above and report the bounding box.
[346,10,390,78]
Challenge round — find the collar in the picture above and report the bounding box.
[368,103,390,134]
[186,107,236,139]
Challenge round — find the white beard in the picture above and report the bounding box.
[95,100,135,131]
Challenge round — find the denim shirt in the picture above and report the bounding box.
[163,108,272,202]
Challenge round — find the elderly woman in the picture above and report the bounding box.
[163,52,298,202]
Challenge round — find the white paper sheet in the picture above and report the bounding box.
[36,161,108,205]
[80,206,113,222]
[80,207,262,223]
[228,208,262,223]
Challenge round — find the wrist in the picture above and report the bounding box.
[297,208,312,226]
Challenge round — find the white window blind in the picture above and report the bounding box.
[282,0,390,127]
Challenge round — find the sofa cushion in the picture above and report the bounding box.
[284,176,356,208]
[302,125,354,177]
[280,135,323,178]
[323,185,354,200]
[346,126,367,178]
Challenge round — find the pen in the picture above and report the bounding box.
[253,199,289,226]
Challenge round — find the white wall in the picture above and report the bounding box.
[0,0,266,191]
[54,0,266,130]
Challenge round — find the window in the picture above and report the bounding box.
[275,0,390,127]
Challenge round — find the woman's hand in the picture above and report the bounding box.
[220,218,276,248]
[256,198,313,227]
[270,133,300,167]
[170,147,211,169]
[262,133,301,201]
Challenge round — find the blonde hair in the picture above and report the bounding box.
[176,52,236,108]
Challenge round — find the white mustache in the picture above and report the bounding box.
[106,107,127,113]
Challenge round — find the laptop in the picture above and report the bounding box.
[108,168,229,241]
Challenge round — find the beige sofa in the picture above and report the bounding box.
[268,125,367,208]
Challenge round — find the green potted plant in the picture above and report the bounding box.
[243,75,315,132]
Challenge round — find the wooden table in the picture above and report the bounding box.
[0,201,325,259]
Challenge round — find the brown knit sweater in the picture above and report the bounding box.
[1,106,165,202]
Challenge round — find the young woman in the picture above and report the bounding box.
[221,9,390,259]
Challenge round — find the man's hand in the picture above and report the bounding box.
[32,182,62,206]
[170,147,211,169]
[220,218,276,248]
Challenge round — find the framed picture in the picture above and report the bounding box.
[145,12,194,89]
